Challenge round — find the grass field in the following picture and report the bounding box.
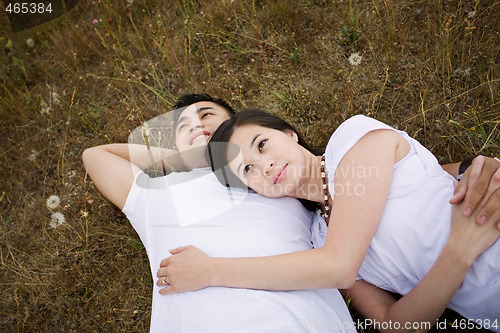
[0,0,498,332]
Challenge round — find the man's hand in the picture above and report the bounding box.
[448,196,500,266]
[156,245,213,294]
[449,156,500,229]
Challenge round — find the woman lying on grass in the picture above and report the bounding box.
[157,109,500,332]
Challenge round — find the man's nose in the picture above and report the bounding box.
[189,124,202,133]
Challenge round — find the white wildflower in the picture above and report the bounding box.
[50,212,65,228]
[40,100,51,114]
[28,149,38,161]
[348,53,362,66]
[51,92,61,106]
[26,38,35,48]
[127,0,133,5]
[80,210,88,217]
[467,11,475,19]
[46,195,61,209]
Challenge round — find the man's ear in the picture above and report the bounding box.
[283,129,299,142]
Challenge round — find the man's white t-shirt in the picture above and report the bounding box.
[123,167,355,333]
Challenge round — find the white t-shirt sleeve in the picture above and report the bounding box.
[122,171,150,244]
[324,115,395,192]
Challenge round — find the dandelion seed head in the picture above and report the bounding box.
[46,195,61,209]
[50,212,65,228]
[40,100,51,114]
[28,149,38,161]
[26,38,35,48]
[348,53,362,66]
[52,92,61,106]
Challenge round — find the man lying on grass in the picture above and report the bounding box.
[83,93,500,333]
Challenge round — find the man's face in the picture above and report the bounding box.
[174,101,231,169]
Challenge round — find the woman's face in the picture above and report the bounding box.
[227,124,308,198]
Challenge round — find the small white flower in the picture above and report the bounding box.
[127,0,133,5]
[46,195,61,209]
[347,52,363,66]
[50,212,65,228]
[40,100,51,114]
[348,52,362,66]
[80,211,88,217]
[28,149,38,161]
[51,92,61,106]
[467,11,475,19]
[26,38,35,48]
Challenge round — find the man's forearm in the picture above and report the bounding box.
[99,143,182,173]
[441,162,460,178]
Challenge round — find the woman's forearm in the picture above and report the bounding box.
[351,201,500,333]
[208,247,356,290]
[380,243,471,333]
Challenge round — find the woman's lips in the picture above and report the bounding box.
[274,164,288,184]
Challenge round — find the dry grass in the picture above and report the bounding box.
[0,0,498,332]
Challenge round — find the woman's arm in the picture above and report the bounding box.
[82,144,180,210]
[345,198,500,333]
[157,129,404,293]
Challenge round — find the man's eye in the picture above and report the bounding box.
[243,164,253,175]
[258,139,267,152]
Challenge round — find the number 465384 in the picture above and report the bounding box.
[6,3,53,14]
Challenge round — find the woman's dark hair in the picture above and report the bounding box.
[172,93,235,127]
[207,108,319,212]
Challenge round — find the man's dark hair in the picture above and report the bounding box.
[172,93,236,127]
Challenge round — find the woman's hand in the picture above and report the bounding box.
[450,156,500,229]
[156,245,213,295]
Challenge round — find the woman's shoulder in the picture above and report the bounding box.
[326,115,393,148]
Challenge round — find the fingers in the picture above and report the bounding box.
[159,285,177,295]
[461,156,489,216]
[156,266,167,278]
[475,169,500,227]
[169,245,192,255]
[159,246,192,268]
[156,275,170,287]
[159,257,169,267]
[449,178,466,205]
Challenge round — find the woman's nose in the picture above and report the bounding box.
[263,162,274,175]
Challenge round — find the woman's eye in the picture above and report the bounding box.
[243,164,253,175]
[177,124,187,132]
[201,112,212,119]
[258,139,267,152]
